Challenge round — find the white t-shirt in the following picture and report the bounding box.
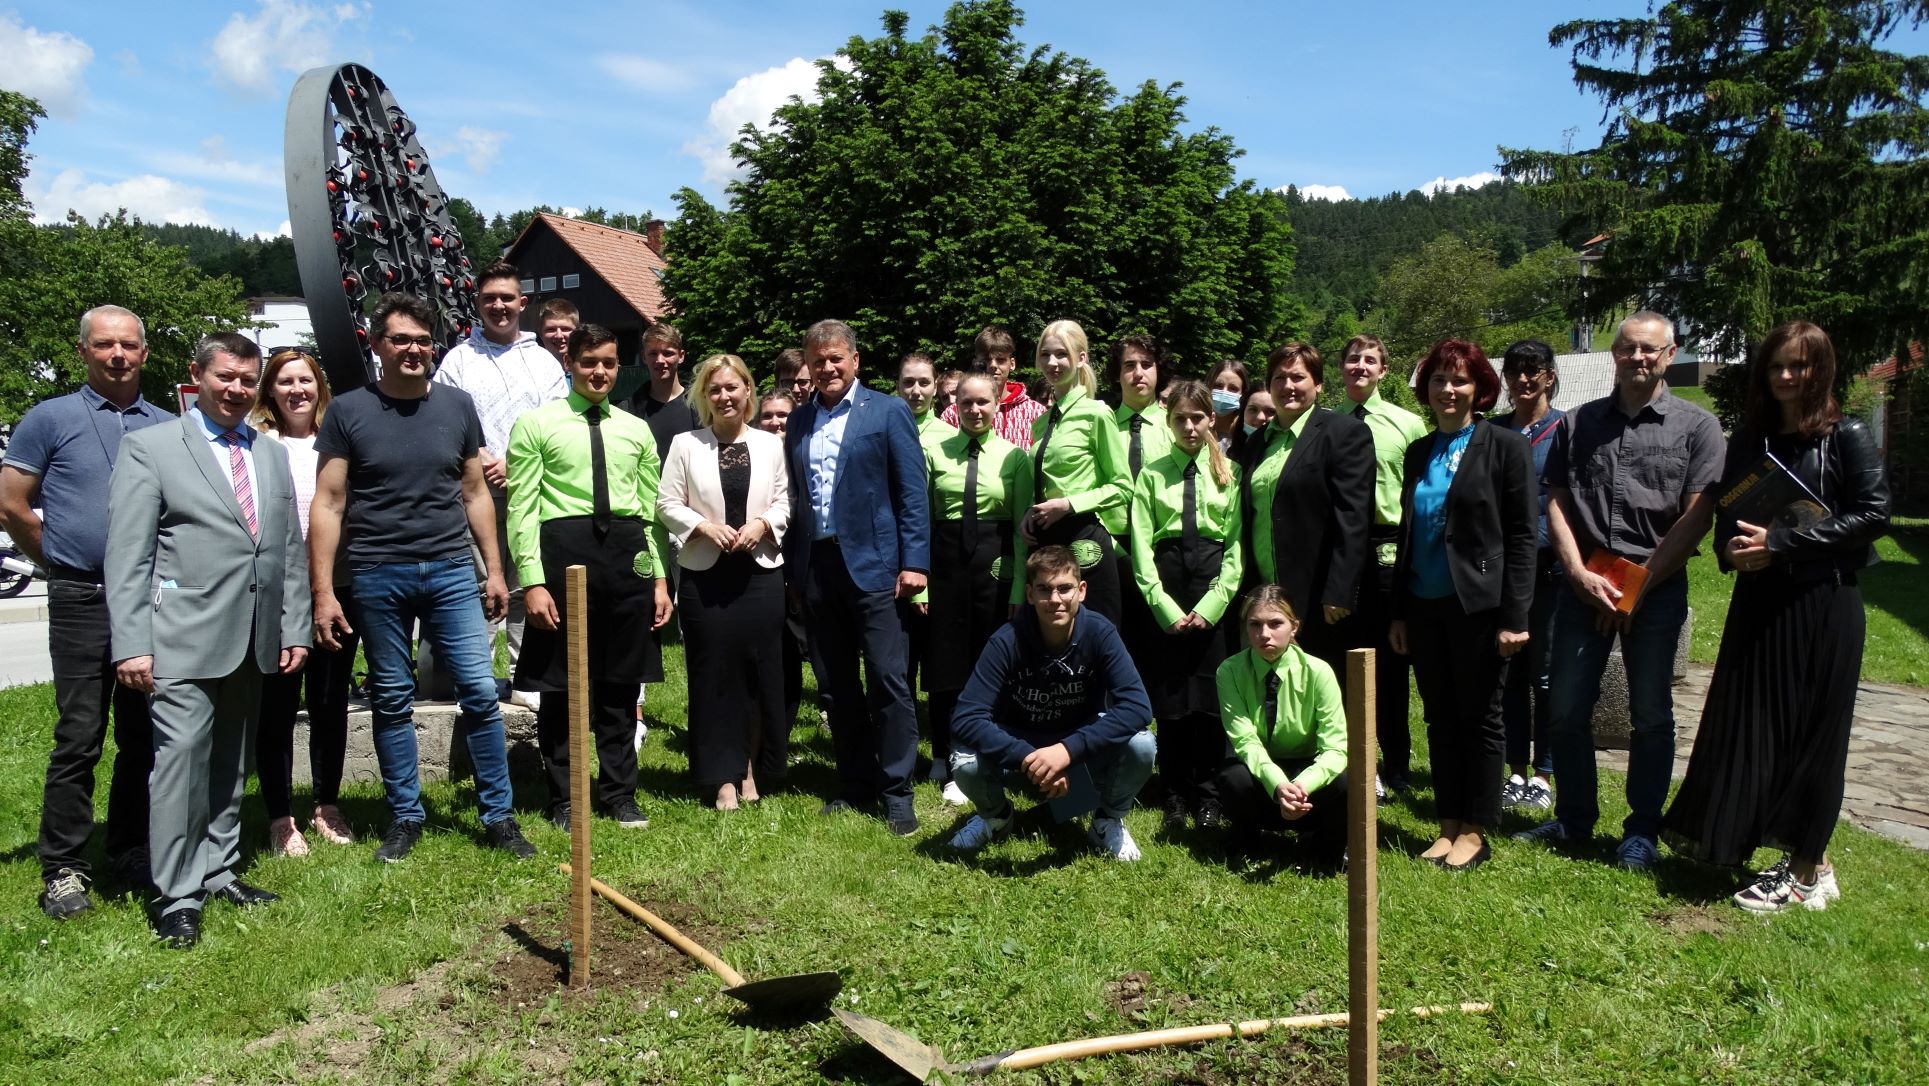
[267,430,319,539]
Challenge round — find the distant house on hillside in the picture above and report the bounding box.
[504,213,673,403]
[239,296,314,353]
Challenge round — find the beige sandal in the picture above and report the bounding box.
[268,816,311,857]
[311,804,356,845]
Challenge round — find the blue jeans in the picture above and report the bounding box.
[950,730,1157,821]
[1546,571,1687,839]
[352,557,514,827]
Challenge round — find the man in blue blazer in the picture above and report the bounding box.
[784,319,931,834]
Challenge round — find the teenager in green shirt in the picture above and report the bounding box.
[506,324,674,830]
[1338,333,1431,799]
[1128,380,1244,831]
[1022,319,1132,625]
[896,352,952,723]
[915,372,1033,805]
[1213,585,1349,866]
[1107,335,1173,689]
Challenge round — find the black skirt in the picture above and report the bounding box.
[1034,511,1121,625]
[1663,571,1864,866]
[515,516,663,691]
[924,518,1014,694]
[680,556,789,788]
[1142,536,1230,719]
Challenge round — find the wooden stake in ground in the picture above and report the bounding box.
[1346,647,1378,1086]
[567,564,591,988]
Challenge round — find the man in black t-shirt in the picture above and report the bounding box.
[309,293,535,864]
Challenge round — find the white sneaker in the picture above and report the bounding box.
[1500,774,1527,806]
[941,781,968,806]
[509,689,542,711]
[1516,777,1553,811]
[1811,865,1842,905]
[1088,817,1142,862]
[633,720,649,752]
[1374,775,1387,800]
[948,814,1010,851]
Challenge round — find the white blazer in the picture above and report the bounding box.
[658,426,791,570]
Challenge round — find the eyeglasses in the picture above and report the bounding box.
[1504,364,1548,379]
[384,334,436,349]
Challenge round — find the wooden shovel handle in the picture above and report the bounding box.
[557,863,748,987]
[987,1002,1493,1073]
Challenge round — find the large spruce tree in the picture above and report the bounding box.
[661,1,1299,372]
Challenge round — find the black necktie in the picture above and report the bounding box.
[586,402,611,535]
[1263,669,1281,733]
[1353,403,1368,421]
[962,436,981,550]
[1033,404,1063,498]
[1129,412,1145,477]
[1182,459,1199,545]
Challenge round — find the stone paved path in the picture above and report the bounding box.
[1597,664,1929,850]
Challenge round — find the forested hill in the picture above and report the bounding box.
[142,223,301,298]
[1283,181,1565,321]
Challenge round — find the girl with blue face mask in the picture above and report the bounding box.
[1208,358,1249,455]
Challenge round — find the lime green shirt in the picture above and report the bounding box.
[1031,385,1131,523]
[1112,401,1171,536]
[1350,390,1428,562]
[506,390,669,588]
[915,407,953,448]
[1215,644,1348,795]
[918,426,1033,605]
[1245,408,1313,583]
[1127,447,1244,627]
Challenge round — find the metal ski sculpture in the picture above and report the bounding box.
[283,63,477,392]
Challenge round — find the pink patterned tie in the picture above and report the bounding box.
[220,431,258,538]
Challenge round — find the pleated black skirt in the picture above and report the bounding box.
[1663,571,1864,866]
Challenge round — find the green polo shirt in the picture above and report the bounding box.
[1127,446,1244,627]
[918,426,1033,606]
[1216,644,1348,795]
[1245,408,1313,583]
[1031,385,1131,523]
[505,389,669,588]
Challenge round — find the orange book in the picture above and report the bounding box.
[1584,551,1648,614]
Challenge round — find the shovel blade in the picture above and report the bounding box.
[721,970,843,1012]
[834,1007,953,1081]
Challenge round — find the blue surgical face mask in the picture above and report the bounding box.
[1210,388,1241,414]
[1242,422,1259,437]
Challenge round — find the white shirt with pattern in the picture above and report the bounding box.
[432,329,567,457]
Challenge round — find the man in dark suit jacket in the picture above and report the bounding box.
[106,334,311,949]
[784,319,931,834]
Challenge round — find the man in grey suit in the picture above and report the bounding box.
[107,333,311,949]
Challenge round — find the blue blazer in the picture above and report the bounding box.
[783,384,931,593]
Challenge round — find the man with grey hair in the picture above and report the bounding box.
[1517,310,1725,871]
[783,319,931,835]
[108,332,311,948]
[0,305,172,919]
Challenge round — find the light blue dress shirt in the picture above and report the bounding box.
[807,393,854,540]
[189,404,257,504]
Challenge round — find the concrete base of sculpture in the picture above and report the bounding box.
[289,701,542,788]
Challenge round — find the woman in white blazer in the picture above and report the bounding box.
[658,354,792,809]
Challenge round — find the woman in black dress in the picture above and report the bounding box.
[1662,321,1890,912]
[658,354,793,809]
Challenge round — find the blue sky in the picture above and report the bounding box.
[6,2,1917,239]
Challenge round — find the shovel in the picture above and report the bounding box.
[835,1001,1492,1080]
[558,863,842,1012]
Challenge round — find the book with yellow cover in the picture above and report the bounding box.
[1584,551,1648,614]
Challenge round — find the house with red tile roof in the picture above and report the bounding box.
[505,212,673,402]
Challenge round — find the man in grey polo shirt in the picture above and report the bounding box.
[1517,310,1725,870]
[0,305,173,917]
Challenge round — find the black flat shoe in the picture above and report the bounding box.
[1445,839,1493,872]
[153,909,201,949]
[212,880,280,908]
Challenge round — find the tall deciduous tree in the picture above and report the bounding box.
[1,90,42,221]
[1501,2,1929,383]
[662,1,1299,371]
[1366,235,1575,372]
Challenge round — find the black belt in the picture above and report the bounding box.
[46,564,101,584]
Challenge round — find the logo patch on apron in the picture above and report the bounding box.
[1070,539,1104,569]
[989,556,1004,582]
[633,549,654,578]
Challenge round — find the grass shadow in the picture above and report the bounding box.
[1859,527,1929,648]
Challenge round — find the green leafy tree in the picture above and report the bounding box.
[1365,235,1574,369]
[662,1,1299,373]
[1501,1,1929,421]
[1,90,43,221]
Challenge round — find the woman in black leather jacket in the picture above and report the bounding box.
[1663,321,1890,913]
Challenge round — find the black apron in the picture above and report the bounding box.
[1143,535,1229,719]
[924,517,1015,694]
[514,515,663,691]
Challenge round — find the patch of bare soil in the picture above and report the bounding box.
[1171,1038,1444,1085]
[486,894,722,1008]
[1650,903,1732,938]
[1102,970,1198,1024]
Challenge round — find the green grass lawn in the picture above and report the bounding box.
[3,667,1927,1085]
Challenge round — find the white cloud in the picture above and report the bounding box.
[145,135,283,189]
[1419,170,1501,195]
[208,0,368,96]
[426,126,506,174]
[683,56,834,186]
[29,168,215,226]
[0,15,95,117]
[254,219,292,240]
[597,53,693,92]
[1294,184,1353,202]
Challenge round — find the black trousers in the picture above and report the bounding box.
[1352,559,1418,783]
[1214,755,1347,861]
[536,681,642,814]
[255,585,358,818]
[1405,595,1508,829]
[38,578,153,879]
[804,539,917,817]
[926,689,960,782]
[1156,713,1228,807]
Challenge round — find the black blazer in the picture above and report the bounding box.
[1240,406,1376,619]
[1390,420,1537,631]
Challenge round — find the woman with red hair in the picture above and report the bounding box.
[1388,340,1536,870]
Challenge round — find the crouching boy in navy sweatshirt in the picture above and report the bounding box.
[946,545,1156,860]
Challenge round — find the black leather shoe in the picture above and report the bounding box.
[153,909,201,949]
[212,880,280,908]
